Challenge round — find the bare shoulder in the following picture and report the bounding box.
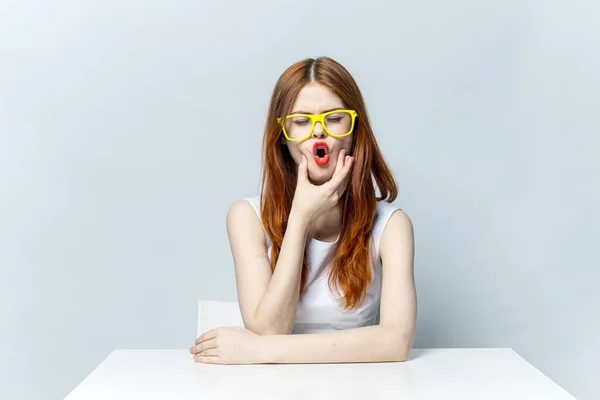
[226,199,266,250]
[380,208,414,262]
[226,199,258,224]
[386,208,413,235]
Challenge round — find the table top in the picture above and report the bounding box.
[64,348,575,400]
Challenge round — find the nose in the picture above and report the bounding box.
[312,122,327,139]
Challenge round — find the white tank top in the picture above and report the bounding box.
[243,195,401,334]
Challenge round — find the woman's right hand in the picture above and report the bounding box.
[290,149,355,223]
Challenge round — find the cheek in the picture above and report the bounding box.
[343,138,354,154]
[286,144,302,164]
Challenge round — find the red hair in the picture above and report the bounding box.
[259,57,398,311]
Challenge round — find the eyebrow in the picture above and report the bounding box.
[290,107,345,115]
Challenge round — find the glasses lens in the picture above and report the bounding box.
[285,111,353,140]
[285,115,312,140]
[323,111,353,136]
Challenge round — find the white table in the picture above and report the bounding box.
[64,348,576,399]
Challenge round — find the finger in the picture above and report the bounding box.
[195,329,218,345]
[337,174,351,196]
[193,338,217,354]
[332,149,345,177]
[297,154,310,185]
[341,156,355,180]
[194,355,221,364]
[198,348,219,357]
[328,156,354,189]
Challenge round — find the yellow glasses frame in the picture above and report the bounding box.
[277,109,358,142]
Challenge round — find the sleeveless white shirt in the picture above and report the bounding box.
[243,195,401,334]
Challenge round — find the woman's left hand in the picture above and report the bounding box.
[190,326,265,365]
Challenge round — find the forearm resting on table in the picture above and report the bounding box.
[251,212,310,335]
[260,324,412,364]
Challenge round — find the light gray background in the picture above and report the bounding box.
[1,1,598,399]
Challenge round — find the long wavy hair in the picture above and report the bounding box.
[259,57,398,311]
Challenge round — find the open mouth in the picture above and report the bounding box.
[313,141,330,166]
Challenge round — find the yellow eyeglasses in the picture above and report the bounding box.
[277,109,358,142]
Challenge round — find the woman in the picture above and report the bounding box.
[190,56,416,364]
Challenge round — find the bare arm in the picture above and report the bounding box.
[226,200,309,335]
[258,209,417,363]
[228,151,354,336]
[261,325,405,363]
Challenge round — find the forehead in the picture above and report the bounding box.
[291,83,344,111]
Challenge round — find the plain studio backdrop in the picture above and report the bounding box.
[1,1,598,399]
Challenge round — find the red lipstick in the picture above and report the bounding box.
[313,141,330,166]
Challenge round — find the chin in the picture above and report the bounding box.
[308,172,332,185]
[308,179,328,187]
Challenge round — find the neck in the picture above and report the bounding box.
[308,205,341,243]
